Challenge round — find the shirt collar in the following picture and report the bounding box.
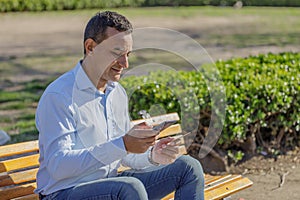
[107,80,118,90]
[74,61,96,91]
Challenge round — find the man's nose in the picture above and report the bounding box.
[117,55,129,69]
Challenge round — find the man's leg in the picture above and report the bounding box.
[43,176,148,200]
[119,155,205,200]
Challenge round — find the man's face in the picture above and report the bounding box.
[82,27,133,87]
[100,27,133,82]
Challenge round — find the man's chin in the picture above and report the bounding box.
[111,75,121,82]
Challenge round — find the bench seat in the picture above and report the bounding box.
[0,113,252,200]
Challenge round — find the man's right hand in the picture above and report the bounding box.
[151,137,181,165]
[123,123,158,153]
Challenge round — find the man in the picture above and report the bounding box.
[35,11,204,200]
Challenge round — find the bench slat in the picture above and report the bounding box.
[205,174,232,186]
[0,182,37,199]
[204,176,253,200]
[0,141,38,158]
[0,154,39,173]
[205,175,242,192]
[162,175,253,200]
[159,124,182,138]
[0,168,38,187]
[12,194,39,200]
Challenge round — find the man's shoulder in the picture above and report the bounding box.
[41,68,76,101]
[112,83,127,96]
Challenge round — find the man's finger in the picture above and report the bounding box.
[160,147,180,159]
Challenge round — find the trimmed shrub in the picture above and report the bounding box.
[0,0,145,12]
[121,52,300,160]
[142,0,300,7]
[1,0,300,12]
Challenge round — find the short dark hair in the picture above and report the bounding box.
[83,11,133,54]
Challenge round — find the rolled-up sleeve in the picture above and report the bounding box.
[121,148,154,170]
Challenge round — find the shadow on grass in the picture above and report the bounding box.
[0,78,54,144]
[9,129,39,144]
[208,32,300,48]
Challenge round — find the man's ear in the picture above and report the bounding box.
[84,38,97,55]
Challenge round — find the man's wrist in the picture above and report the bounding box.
[148,147,159,166]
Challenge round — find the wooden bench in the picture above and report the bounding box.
[0,113,253,200]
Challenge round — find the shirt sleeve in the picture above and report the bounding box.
[117,85,155,170]
[36,92,127,181]
[121,148,156,169]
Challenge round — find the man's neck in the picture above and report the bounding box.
[81,60,107,92]
[97,79,107,93]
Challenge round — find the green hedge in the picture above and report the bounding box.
[121,52,300,159]
[1,0,300,12]
[0,0,144,12]
[142,0,300,7]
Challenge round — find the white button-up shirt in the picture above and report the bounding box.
[35,62,152,195]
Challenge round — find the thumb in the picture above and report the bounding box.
[155,137,174,149]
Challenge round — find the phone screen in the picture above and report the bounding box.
[152,120,178,132]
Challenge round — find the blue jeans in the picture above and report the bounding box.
[41,155,204,200]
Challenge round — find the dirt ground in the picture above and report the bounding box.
[0,9,299,200]
[229,148,300,200]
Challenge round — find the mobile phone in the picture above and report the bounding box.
[152,120,178,132]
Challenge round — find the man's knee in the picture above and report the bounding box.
[176,155,204,183]
[119,177,146,192]
[117,177,148,200]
